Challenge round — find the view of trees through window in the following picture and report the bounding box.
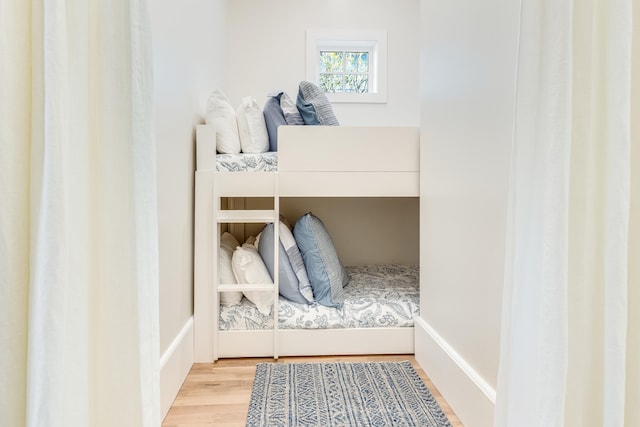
[319,50,369,94]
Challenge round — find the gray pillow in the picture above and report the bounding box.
[263,92,287,151]
[258,222,314,305]
[296,81,339,126]
[293,213,349,308]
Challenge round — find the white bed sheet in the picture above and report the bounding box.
[219,264,419,331]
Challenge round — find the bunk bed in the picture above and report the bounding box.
[193,124,420,362]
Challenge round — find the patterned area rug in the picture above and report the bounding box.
[246,361,452,427]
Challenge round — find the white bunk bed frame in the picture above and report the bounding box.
[194,124,420,362]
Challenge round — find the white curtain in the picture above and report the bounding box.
[495,0,639,426]
[0,1,159,426]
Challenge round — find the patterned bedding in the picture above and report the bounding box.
[216,152,278,172]
[219,264,419,331]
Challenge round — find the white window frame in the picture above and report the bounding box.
[306,29,387,104]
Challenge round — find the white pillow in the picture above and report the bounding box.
[219,246,242,306]
[236,96,269,153]
[220,232,240,252]
[232,243,274,315]
[205,90,241,154]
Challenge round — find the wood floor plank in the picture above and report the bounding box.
[163,355,463,426]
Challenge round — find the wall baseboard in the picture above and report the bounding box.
[414,317,496,427]
[160,317,194,420]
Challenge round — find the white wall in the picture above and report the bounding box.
[150,0,228,418]
[280,198,419,266]
[416,1,519,426]
[226,0,420,126]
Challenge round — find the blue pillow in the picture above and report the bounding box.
[263,92,287,151]
[258,222,314,305]
[293,213,349,308]
[296,90,321,125]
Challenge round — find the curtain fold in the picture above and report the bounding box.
[496,0,638,426]
[0,1,32,426]
[0,1,159,426]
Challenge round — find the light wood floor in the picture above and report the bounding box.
[163,354,463,427]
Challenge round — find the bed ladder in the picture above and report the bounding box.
[212,175,280,361]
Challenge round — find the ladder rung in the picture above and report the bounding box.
[216,210,276,223]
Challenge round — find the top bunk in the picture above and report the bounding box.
[196,124,420,197]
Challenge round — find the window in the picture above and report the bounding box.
[306,29,387,103]
[319,49,370,94]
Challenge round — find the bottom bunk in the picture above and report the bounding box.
[215,264,419,359]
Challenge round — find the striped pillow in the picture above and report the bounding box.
[293,212,349,308]
[296,81,339,126]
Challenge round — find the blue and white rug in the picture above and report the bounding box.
[246,361,452,427]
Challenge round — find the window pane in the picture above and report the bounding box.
[345,52,368,73]
[344,74,368,93]
[345,52,358,73]
[319,74,344,93]
[319,51,344,73]
[358,52,369,73]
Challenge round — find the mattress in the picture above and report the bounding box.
[216,152,278,172]
[219,264,419,331]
